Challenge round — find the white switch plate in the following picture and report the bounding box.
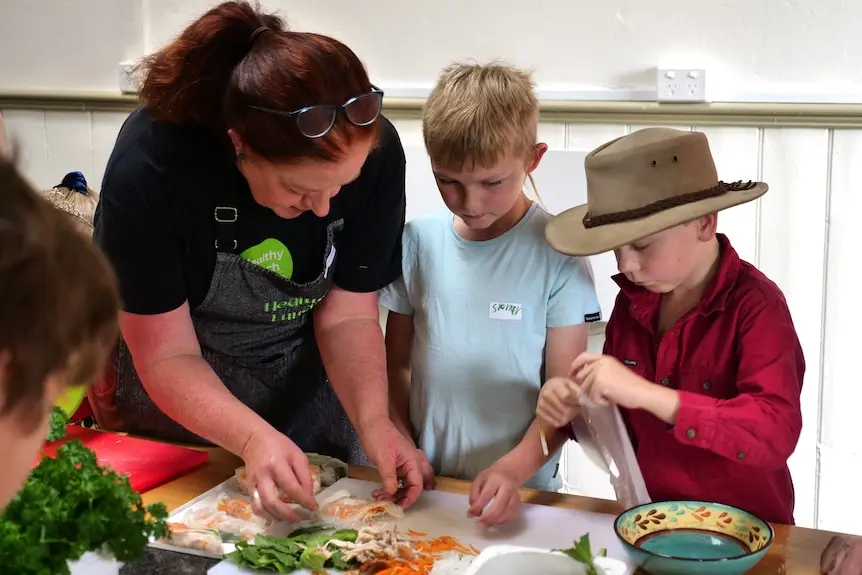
[118,61,138,94]
[655,68,707,103]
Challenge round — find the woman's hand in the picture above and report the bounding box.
[241,426,318,522]
[467,464,522,527]
[822,535,862,574]
[362,418,430,508]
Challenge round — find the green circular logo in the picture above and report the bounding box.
[240,238,294,279]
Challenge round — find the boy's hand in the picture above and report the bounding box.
[571,352,654,410]
[821,535,862,574]
[467,464,522,527]
[536,376,583,428]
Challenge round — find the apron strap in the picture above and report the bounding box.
[214,205,238,252]
[213,157,242,253]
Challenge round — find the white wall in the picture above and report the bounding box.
[2,0,862,534]
[4,0,862,102]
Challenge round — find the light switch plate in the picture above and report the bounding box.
[118,61,138,94]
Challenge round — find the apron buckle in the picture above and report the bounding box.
[214,206,238,222]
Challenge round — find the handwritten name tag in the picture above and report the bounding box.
[489,302,523,320]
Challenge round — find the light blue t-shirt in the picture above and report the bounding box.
[379,203,601,491]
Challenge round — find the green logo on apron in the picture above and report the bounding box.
[240,238,294,279]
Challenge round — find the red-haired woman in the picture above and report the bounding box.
[91,1,431,520]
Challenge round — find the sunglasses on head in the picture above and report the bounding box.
[249,85,384,139]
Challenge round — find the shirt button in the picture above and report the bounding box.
[737,451,745,460]
[660,377,670,386]
[702,381,712,391]
[686,428,697,439]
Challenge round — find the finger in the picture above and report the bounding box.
[281,457,318,511]
[562,378,582,400]
[468,479,495,517]
[421,459,437,490]
[535,403,560,428]
[538,392,570,425]
[376,449,400,497]
[481,491,520,527]
[573,362,596,386]
[478,487,515,526]
[397,462,425,509]
[570,352,601,376]
[250,486,277,522]
[371,489,397,501]
[256,474,302,522]
[468,474,486,508]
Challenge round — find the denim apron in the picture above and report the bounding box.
[111,176,367,464]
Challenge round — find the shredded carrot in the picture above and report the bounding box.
[348,533,478,575]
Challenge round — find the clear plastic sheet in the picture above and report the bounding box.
[570,401,651,510]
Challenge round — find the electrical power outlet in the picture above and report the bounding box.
[655,68,707,103]
[118,61,138,94]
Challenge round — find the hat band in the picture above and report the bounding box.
[582,180,756,229]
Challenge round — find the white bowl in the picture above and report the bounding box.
[463,544,629,575]
[68,552,122,575]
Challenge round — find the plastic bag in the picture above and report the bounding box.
[570,401,651,509]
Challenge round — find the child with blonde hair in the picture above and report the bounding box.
[379,61,601,526]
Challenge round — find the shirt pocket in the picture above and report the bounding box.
[679,365,737,399]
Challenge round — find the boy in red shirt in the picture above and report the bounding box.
[537,127,804,525]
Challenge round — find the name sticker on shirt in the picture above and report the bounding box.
[489,302,523,320]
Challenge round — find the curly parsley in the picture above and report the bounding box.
[0,409,168,574]
[47,406,68,442]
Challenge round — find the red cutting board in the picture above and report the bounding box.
[39,426,210,493]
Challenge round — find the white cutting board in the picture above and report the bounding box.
[208,477,636,574]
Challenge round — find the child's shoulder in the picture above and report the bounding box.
[404,210,452,237]
[402,210,451,248]
[729,259,790,313]
[730,260,784,303]
[522,205,591,264]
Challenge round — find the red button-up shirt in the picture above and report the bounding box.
[595,234,804,525]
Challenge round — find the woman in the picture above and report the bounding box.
[92,1,429,520]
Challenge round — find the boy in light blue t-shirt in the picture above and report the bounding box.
[379,62,601,527]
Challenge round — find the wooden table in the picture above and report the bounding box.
[142,447,833,574]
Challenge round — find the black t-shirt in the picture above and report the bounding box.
[94,108,406,315]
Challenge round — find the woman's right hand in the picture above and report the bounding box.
[241,426,319,522]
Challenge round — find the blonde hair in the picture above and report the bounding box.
[422,60,543,203]
[39,173,99,237]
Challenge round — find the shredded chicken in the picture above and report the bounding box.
[328,526,415,563]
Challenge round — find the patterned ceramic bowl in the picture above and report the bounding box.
[614,501,773,575]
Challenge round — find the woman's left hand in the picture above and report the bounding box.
[362,418,429,508]
[571,352,653,410]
